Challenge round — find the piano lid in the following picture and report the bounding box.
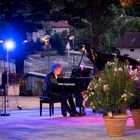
[84,43,140,71]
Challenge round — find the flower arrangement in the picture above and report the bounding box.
[129,65,140,109]
[136,65,140,89]
[9,73,25,86]
[9,73,20,85]
[85,58,138,116]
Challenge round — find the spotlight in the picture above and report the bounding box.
[4,40,15,51]
[69,36,75,40]
[23,40,27,43]
[1,39,16,117]
[81,46,86,52]
[0,40,3,43]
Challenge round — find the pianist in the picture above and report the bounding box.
[45,63,78,117]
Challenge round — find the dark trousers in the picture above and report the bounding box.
[75,94,84,108]
[48,92,76,114]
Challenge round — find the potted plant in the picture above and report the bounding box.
[9,73,24,95]
[85,58,138,136]
[130,65,140,128]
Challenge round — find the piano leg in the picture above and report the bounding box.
[52,103,54,115]
[79,107,82,115]
[49,102,52,116]
[40,101,42,116]
[68,95,77,112]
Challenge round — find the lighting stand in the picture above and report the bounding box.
[0,50,10,116]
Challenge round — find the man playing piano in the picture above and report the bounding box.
[46,63,78,117]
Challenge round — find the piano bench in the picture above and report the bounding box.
[40,96,60,116]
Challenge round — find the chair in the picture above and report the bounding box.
[36,81,61,116]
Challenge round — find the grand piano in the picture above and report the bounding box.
[26,43,140,96]
[57,43,140,95]
[57,46,93,95]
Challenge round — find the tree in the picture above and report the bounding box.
[50,33,66,55]
[0,0,139,74]
[44,0,139,48]
[120,17,140,36]
[1,0,139,48]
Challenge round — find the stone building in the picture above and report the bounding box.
[117,32,140,61]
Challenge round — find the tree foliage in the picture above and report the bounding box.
[0,0,139,51]
[0,0,139,74]
[50,31,68,55]
[120,17,140,36]
[0,0,139,35]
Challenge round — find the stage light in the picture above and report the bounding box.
[4,40,16,51]
[1,39,16,116]
[42,35,50,45]
[0,40,3,43]
[81,46,86,52]
[69,36,75,40]
[23,40,27,43]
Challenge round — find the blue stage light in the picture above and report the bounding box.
[24,40,27,43]
[0,40,4,43]
[4,40,16,51]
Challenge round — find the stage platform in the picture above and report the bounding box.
[0,96,140,140]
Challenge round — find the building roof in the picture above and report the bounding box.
[41,20,70,28]
[117,32,140,48]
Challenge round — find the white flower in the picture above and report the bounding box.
[98,78,102,82]
[114,67,118,72]
[134,69,138,74]
[88,87,93,91]
[134,76,139,81]
[107,61,115,66]
[90,102,94,107]
[107,62,112,66]
[112,62,115,65]
[94,84,98,90]
[108,112,113,117]
[123,93,127,97]
[118,67,123,72]
[103,84,109,92]
[84,97,88,101]
[90,92,94,95]
[124,98,127,101]
[129,69,137,76]
[121,95,124,98]
[87,81,93,90]
[121,93,127,98]
[128,65,132,70]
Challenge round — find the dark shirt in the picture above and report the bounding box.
[45,72,60,95]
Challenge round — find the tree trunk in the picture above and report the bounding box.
[90,0,102,48]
